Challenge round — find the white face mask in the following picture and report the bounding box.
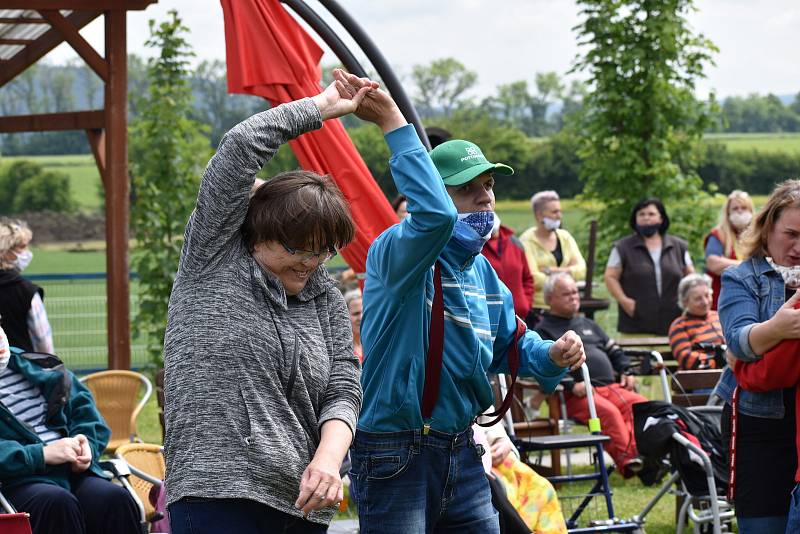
[767,257,800,288]
[13,249,33,272]
[729,211,752,230]
[0,326,9,373]
[542,217,561,231]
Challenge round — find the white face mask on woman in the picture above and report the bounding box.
[767,257,800,288]
[0,325,9,373]
[729,211,752,230]
[13,249,33,272]
[542,217,561,231]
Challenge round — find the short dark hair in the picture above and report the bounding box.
[242,170,355,252]
[629,197,670,234]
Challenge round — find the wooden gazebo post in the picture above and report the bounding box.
[104,9,130,370]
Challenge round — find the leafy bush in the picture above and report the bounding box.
[0,160,74,215]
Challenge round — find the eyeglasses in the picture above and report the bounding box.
[281,242,337,263]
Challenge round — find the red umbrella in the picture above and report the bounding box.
[221,0,398,278]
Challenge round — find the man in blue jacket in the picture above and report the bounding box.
[0,324,141,534]
[340,72,585,533]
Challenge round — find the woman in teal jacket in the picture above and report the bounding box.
[0,335,140,534]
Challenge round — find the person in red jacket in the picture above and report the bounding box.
[733,290,800,532]
[482,216,535,319]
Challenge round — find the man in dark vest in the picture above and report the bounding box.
[0,218,53,353]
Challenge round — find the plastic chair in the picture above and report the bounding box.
[80,370,152,453]
[116,443,166,526]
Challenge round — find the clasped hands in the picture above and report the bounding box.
[43,434,92,473]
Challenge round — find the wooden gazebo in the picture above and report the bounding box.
[0,1,158,369]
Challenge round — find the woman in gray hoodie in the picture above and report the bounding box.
[163,70,375,533]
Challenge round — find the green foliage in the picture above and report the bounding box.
[696,141,800,194]
[411,58,478,118]
[0,160,74,214]
[129,10,210,366]
[573,0,720,262]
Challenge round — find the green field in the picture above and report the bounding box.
[704,132,800,153]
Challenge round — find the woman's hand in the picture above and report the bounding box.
[490,438,513,467]
[71,434,92,473]
[312,68,377,121]
[621,297,636,318]
[294,449,343,517]
[43,437,81,466]
[333,70,407,133]
[767,289,800,339]
[549,330,586,371]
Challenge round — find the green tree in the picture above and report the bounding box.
[0,160,74,214]
[573,0,719,261]
[12,170,73,213]
[129,10,210,365]
[411,58,478,118]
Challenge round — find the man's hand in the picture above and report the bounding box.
[490,438,513,467]
[294,449,343,517]
[571,382,587,398]
[549,330,586,371]
[619,373,636,391]
[71,434,92,473]
[312,69,377,122]
[333,70,407,133]
[43,437,81,466]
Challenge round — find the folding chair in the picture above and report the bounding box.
[513,363,641,533]
[116,443,167,530]
[0,484,32,534]
[80,370,153,452]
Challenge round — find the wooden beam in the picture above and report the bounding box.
[0,110,104,132]
[0,38,34,45]
[0,1,155,9]
[86,128,107,188]
[104,10,131,370]
[38,10,108,81]
[0,10,100,87]
[0,17,49,24]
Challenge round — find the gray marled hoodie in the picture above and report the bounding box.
[163,99,362,525]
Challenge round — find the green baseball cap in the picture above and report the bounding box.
[430,139,514,186]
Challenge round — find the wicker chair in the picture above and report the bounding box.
[79,370,152,453]
[115,443,165,524]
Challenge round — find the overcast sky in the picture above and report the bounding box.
[46,0,800,100]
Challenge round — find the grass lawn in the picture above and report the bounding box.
[704,132,800,153]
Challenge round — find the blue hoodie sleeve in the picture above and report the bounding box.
[489,282,566,393]
[367,125,457,296]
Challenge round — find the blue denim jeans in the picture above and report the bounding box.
[787,483,800,534]
[349,426,499,534]
[169,497,328,534]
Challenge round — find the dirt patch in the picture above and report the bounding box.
[16,211,109,244]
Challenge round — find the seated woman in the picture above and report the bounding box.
[520,190,586,325]
[0,323,141,534]
[669,274,726,370]
[473,409,567,534]
[704,190,755,310]
[604,198,694,335]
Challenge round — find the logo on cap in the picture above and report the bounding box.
[466,146,480,156]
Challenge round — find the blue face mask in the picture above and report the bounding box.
[451,211,495,254]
